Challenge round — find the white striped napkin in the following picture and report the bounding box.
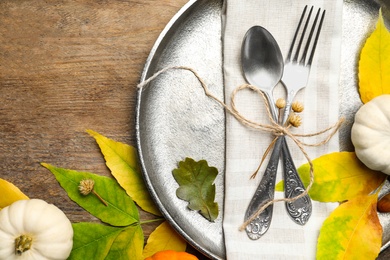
[222,0,343,259]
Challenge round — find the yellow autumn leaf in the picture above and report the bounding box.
[316,194,382,260]
[143,221,187,258]
[87,130,161,216]
[280,152,386,202]
[359,10,390,103]
[0,178,29,209]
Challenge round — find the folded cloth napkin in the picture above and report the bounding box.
[222,0,343,259]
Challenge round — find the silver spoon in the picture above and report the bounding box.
[241,26,283,239]
[241,26,311,239]
[241,26,283,120]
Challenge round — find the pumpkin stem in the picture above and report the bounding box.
[15,235,33,255]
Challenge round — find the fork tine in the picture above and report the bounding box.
[300,8,321,64]
[292,6,313,62]
[307,10,326,66]
[286,5,307,62]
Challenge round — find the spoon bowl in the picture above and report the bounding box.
[241,26,284,118]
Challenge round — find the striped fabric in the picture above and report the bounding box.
[222,0,343,259]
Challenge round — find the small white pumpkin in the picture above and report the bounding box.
[351,94,390,175]
[0,199,73,260]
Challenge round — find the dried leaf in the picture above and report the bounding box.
[87,129,161,216]
[172,158,219,222]
[278,152,386,202]
[359,10,390,103]
[69,223,123,260]
[41,163,139,226]
[317,194,382,259]
[378,193,390,212]
[0,178,29,209]
[106,225,144,260]
[143,221,187,258]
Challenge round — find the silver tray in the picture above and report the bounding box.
[136,0,390,259]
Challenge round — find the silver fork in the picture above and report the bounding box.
[281,6,325,224]
[244,6,325,239]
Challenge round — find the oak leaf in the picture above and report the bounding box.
[172,158,219,221]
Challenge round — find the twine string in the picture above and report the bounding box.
[138,65,344,231]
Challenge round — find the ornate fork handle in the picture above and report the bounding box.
[245,137,282,240]
[281,137,312,225]
[278,4,326,225]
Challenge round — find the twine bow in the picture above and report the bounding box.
[138,65,344,231]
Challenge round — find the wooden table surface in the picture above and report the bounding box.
[0,0,389,259]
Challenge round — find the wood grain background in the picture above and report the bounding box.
[0,0,191,254]
[0,0,389,259]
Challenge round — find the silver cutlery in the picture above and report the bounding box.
[242,5,325,238]
[241,25,284,120]
[241,26,284,239]
[281,5,325,224]
[245,137,284,239]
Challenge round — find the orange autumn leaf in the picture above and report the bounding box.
[0,178,29,209]
[359,10,390,103]
[143,221,187,259]
[316,194,382,260]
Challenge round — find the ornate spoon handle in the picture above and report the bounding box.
[281,137,312,225]
[244,137,282,240]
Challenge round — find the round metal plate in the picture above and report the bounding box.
[136,0,390,259]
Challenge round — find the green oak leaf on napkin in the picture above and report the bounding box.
[87,129,161,217]
[41,163,139,226]
[172,157,219,222]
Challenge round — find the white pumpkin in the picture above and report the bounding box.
[351,94,390,175]
[0,199,73,260]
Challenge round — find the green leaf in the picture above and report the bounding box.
[143,221,187,258]
[276,152,386,202]
[275,180,284,192]
[172,157,219,221]
[316,194,382,259]
[106,225,144,260]
[69,223,123,260]
[87,129,161,216]
[41,163,139,226]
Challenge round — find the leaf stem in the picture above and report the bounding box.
[140,218,165,225]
